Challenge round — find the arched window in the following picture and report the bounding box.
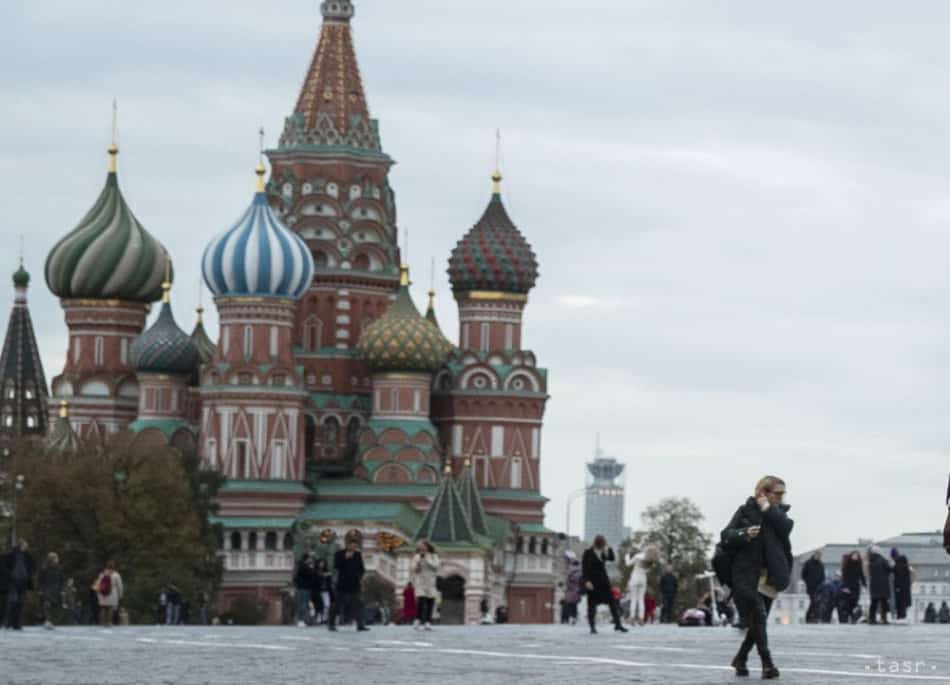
[94,336,104,366]
[283,533,294,551]
[313,251,329,267]
[230,532,242,550]
[541,539,549,555]
[247,532,258,551]
[323,417,340,447]
[265,532,278,551]
[303,316,323,351]
[529,537,537,555]
[353,253,370,270]
[516,537,524,553]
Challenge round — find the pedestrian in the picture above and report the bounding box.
[940,601,950,624]
[643,591,656,624]
[166,584,181,626]
[816,574,839,623]
[92,560,123,627]
[624,543,659,625]
[328,530,368,632]
[800,550,825,623]
[840,551,866,624]
[866,545,892,625]
[581,534,628,634]
[38,552,64,630]
[562,555,582,624]
[198,592,209,626]
[890,548,913,624]
[411,540,439,631]
[401,581,417,625]
[721,475,793,680]
[63,578,79,625]
[5,539,35,630]
[314,558,332,625]
[924,602,937,623]
[293,554,316,627]
[658,565,678,624]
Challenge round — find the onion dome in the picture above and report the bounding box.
[45,145,171,303]
[447,171,539,296]
[12,263,29,288]
[190,306,216,364]
[202,164,314,300]
[129,277,200,375]
[357,266,453,374]
[47,401,80,454]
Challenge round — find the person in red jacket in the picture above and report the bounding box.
[402,582,417,625]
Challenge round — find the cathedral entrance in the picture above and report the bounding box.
[437,574,466,625]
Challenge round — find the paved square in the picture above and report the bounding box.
[2,623,949,684]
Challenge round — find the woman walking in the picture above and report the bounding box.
[92,561,123,627]
[624,544,659,625]
[840,551,866,624]
[39,552,64,630]
[411,541,439,631]
[721,476,793,680]
[891,549,913,624]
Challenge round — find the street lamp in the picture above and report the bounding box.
[565,487,587,538]
[11,474,24,546]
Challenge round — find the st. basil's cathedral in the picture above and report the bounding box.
[0,1,556,624]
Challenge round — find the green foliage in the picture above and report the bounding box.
[619,497,714,615]
[12,436,223,624]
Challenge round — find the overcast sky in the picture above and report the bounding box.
[4,0,950,554]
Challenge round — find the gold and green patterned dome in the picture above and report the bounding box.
[357,266,453,374]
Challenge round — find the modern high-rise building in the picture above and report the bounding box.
[583,444,625,551]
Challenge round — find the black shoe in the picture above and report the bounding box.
[614,624,628,633]
[762,666,780,679]
[328,624,337,632]
[357,626,370,632]
[589,626,597,634]
[731,656,750,677]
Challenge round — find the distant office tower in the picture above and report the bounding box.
[583,444,626,551]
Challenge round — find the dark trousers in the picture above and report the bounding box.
[587,596,623,629]
[0,591,6,627]
[416,596,435,624]
[6,587,25,629]
[329,591,364,628]
[869,597,889,623]
[735,594,774,665]
[805,592,819,622]
[660,593,675,623]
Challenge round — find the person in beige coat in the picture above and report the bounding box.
[92,560,123,627]
[410,541,439,631]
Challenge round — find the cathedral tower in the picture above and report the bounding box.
[266,0,400,474]
[0,261,49,445]
[44,144,172,439]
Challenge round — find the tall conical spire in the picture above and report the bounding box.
[1,258,49,443]
[414,463,476,544]
[425,257,440,328]
[457,457,489,537]
[281,1,378,151]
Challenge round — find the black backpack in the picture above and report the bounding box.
[711,542,735,589]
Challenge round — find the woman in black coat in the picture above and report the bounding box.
[840,551,866,623]
[891,549,912,622]
[721,476,793,680]
[581,535,627,634]
[866,546,892,625]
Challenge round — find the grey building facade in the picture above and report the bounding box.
[583,455,626,551]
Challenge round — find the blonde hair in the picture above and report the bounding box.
[755,475,786,497]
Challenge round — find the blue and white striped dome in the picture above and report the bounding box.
[202,181,314,300]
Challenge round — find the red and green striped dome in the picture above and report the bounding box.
[447,173,539,296]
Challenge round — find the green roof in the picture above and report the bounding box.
[480,488,549,503]
[297,501,422,536]
[219,480,312,494]
[457,465,490,537]
[415,472,475,545]
[209,517,295,529]
[128,417,197,439]
[309,392,371,411]
[516,522,555,534]
[315,479,436,498]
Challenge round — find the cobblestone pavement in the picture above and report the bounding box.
[2,622,950,685]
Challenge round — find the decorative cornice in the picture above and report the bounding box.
[455,291,528,303]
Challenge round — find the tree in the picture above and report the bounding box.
[13,433,223,624]
[619,497,713,616]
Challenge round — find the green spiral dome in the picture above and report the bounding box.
[45,152,171,303]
